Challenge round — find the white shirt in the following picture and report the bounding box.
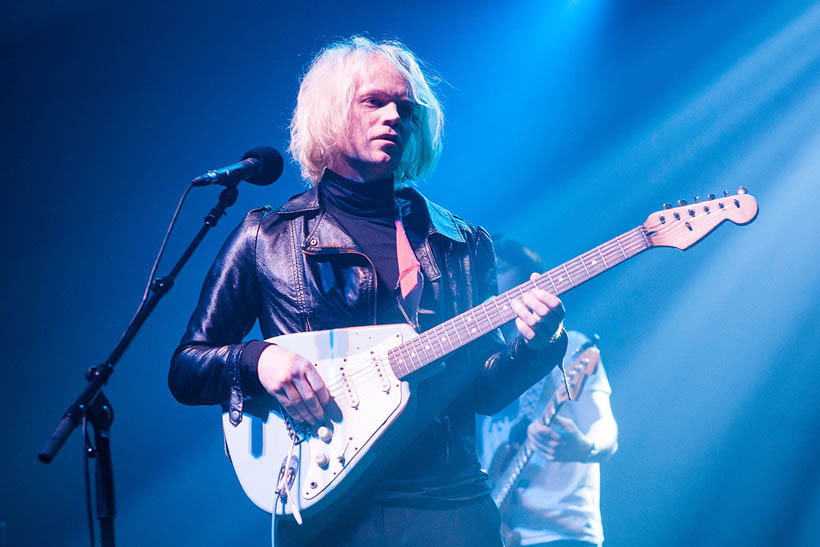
[478,331,612,546]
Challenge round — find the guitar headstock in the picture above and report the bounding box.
[644,188,758,250]
[556,344,601,404]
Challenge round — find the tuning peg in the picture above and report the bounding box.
[663,202,672,209]
[737,186,747,195]
[694,195,701,203]
[724,189,730,197]
[708,193,716,200]
[678,199,687,206]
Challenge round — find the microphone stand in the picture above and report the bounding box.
[38,184,241,547]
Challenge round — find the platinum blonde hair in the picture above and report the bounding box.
[288,36,444,186]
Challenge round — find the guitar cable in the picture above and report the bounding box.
[271,435,302,547]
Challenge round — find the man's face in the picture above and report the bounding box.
[329,55,417,182]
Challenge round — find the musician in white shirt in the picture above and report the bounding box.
[479,237,618,547]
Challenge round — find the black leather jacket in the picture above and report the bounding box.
[169,185,567,489]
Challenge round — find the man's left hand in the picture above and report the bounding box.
[510,273,565,351]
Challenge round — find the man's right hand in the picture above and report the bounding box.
[526,416,592,462]
[257,344,331,426]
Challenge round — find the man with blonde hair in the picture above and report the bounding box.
[170,36,568,546]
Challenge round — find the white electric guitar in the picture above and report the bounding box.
[222,189,758,525]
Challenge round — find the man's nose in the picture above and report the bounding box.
[382,102,401,124]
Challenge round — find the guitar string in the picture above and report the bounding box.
[319,232,647,388]
[324,369,389,395]
[324,377,394,411]
[525,201,735,294]
[300,233,644,387]
[312,352,577,436]
[384,230,650,377]
[329,376,384,400]
[324,227,647,383]
[280,201,748,421]
[322,231,652,386]
[321,297,609,390]
[242,207,743,467]
[306,201,746,388]
[339,213,741,447]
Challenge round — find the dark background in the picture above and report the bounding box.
[2,1,819,545]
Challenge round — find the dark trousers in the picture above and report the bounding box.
[277,495,503,547]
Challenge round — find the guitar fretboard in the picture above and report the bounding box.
[387,226,650,379]
[491,442,534,507]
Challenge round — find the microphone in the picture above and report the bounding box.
[192,146,284,187]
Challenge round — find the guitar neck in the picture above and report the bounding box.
[388,226,650,379]
[490,390,565,507]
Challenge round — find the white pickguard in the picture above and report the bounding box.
[222,323,418,518]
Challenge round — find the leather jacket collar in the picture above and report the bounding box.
[277,185,467,244]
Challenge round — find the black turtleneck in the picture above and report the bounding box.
[319,169,403,324]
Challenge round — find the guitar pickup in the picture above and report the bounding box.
[372,356,391,393]
[339,364,359,409]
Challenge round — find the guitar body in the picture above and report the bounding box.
[222,323,421,518]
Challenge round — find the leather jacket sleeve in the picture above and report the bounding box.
[168,209,271,420]
[465,227,568,416]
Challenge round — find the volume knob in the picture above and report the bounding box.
[315,453,329,468]
[317,426,332,443]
